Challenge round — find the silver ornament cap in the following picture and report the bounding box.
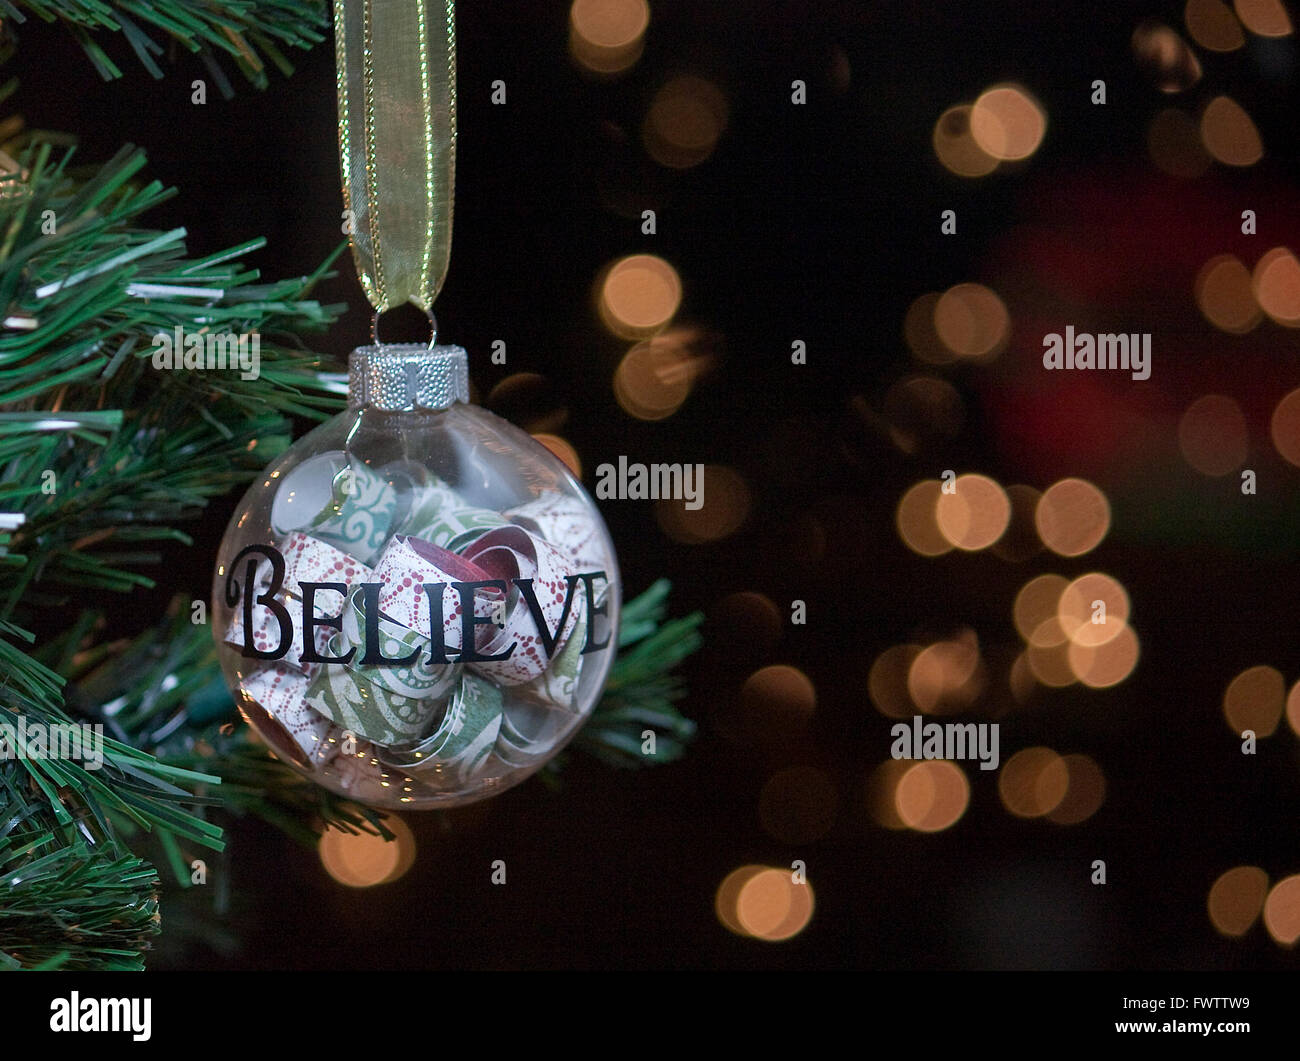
[348,344,469,411]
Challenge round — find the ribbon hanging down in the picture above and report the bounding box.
[335,0,457,314]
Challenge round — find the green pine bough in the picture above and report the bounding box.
[0,140,701,970]
[0,0,330,91]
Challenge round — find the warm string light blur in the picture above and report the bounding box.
[907,630,986,714]
[531,433,582,477]
[1195,255,1261,334]
[715,865,815,941]
[894,760,970,832]
[932,105,999,178]
[1263,875,1300,945]
[569,0,649,75]
[1178,395,1248,476]
[644,75,729,169]
[1185,0,1247,51]
[1200,95,1263,166]
[318,818,416,888]
[656,464,751,543]
[1253,247,1300,326]
[1234,0,1293,37]
[598,253,682,339]
[1035,478,1110,557]
[1013,569,1140,691]
[1270,387,1300,466]
[933,283,1010,361]
[1208,865,1270,936]
[1222,664,1285,737]
[1132,21,1202,93]
[613,327,710,420]
[969,84,1047,161]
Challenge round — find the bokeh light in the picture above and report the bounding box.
[739,664,816,738]
[1200,95,1263,166]
[1222,664,1285,737]
[1027,627,1078,688]
[736,868,815,941]
[655,465,751,543]
[1263,875,1300,945]
[569,0,649,75]
[318,818,416,888]
[644,75,729,169]
[1270,387,1300,466]
[969,84,1046,161]
[1287,680,1300,737]
[532,433,582,477]
[1068,625,1141,688]
[1195,255,1262,333]
[1132,21,1202,93]
[904,292,952,364]
[998,747,1069,818]
[1234,0,1293,36]
[759,766,838,844]
[1035,478,1111,557]
[1253,247,1300,326]
[907,632,985,714]
[935,473,1011,550]
[896,479,952,557]
[716,864,765,936]
[1046,754,1107,825]
[1058,572,1130,647]
[869,644,925,718]
[932,104,999,177]
[1185,0,1247,50]
[1208,865,1269,937]
[1014,574,1069,643]
[598,253,682,338]
[868,759,914,829]
[883,375,964,454]
[934,283,1010,360]
[1178,395,1249,476]
[1148,108,1212,178]
[895,760,970,832]
[613,329,705,420]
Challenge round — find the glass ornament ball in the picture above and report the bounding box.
[211,344,620,809]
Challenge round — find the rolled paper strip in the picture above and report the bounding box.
[462,525,584,686]
[495,698,567,767]
[373,534,504,651]
[239,663,342,767]
[506,492,608,573]
[335,586,461,701]
[271,451,398,564]
[301,663,447,747]
[512,608,587,711]
[280,531,375,601]
[397,474,510,551]
[377,673,504,784]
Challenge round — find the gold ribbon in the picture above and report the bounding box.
[335,0,456,315]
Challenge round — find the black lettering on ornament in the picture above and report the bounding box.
[225,544,292,661]
[225,545,614,666]
[299,582,353,664]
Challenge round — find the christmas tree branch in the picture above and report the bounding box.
[0,0,329,89]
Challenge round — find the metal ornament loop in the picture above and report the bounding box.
[371,307,439,349]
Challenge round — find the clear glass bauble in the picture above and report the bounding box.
[211,346,620,809]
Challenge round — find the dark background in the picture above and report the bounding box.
[11,0,1300,968]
